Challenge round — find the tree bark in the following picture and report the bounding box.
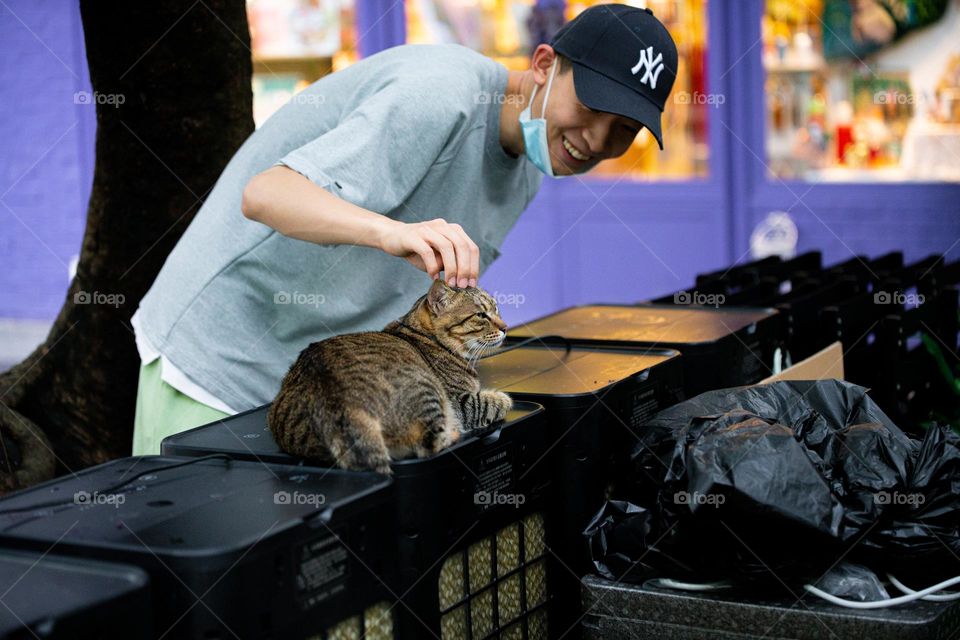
[0,0,254,491]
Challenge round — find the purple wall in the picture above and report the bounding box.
[2,0,958,328]
[1,0,94,320]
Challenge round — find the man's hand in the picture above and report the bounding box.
[378,218,479,288]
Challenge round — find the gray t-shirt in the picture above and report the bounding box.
[137,44,542,413]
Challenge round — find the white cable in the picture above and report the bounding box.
[803,574,960,609]
[888,574,960,602]
[649,578,733,591]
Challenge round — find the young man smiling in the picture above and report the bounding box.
[130,3,678,454]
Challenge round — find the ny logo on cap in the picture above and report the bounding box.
[630,46,664,89]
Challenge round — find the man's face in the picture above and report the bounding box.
[540,66,644,176]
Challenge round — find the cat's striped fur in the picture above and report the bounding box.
[267,280,512,474]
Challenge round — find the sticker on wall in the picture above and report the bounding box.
[750,211,798,260]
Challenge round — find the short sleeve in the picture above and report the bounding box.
[274,77,470,215]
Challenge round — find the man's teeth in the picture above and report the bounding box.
[562,136,589,161]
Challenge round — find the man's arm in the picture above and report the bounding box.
[242,165,479,288]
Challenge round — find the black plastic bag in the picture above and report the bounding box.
[587,380,960,591]
[813,562,890,602]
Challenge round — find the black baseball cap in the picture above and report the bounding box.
[550,4,678,149]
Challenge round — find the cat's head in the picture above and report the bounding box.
[415,279,507,361]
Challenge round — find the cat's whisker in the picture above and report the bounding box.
[467,347,479,370]
[464,340,479,359]
[467,341,487,370]
[470,341,492,370]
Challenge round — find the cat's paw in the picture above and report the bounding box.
[372,461,393,475]
[481,390,512,426]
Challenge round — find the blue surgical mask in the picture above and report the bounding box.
[519,59,559,177]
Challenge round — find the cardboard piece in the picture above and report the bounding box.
[761,341,845,383]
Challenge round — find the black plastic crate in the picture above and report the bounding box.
[580,575,960,640]
[506,304,777,397]
[162,402,556,640]
[0,456,395,640]
[695,251,824,298]
[475,344,683,567]
[0,549,152,640]
[476,343,684,638]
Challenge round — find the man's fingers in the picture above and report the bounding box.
[459,228,481,287]
[412,239,439,278]
[423,229,458,286]
[434,226,476,288]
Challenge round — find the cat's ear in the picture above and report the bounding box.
[427,278,455,315]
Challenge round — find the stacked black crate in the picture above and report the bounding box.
[475,343,685,638]
[580,575,960,640]
[0,456,395,640]
[651,251,959,426]
[0,550,153,640]
[161,402,557,640]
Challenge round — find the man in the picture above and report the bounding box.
[131,3,678,454]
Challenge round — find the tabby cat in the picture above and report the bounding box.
[267,279,513,474]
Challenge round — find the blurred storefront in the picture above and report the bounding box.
[764,0,960,182]
[246,0,959,182]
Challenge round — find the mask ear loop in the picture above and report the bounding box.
[540,57,558,119]
[526,57,558,119]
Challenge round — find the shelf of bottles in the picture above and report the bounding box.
[247,0,359,127]
[763,0,960,182]
[404,0,710,180]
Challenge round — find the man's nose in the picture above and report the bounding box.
[586,124,615,158]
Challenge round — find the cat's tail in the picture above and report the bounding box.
[330,408,393,475]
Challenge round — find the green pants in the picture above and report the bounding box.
[132,358,230,455]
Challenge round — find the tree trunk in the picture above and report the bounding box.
[0,0,254,491]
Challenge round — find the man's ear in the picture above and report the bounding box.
[531,44,557,85]
[427,278,455,315]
